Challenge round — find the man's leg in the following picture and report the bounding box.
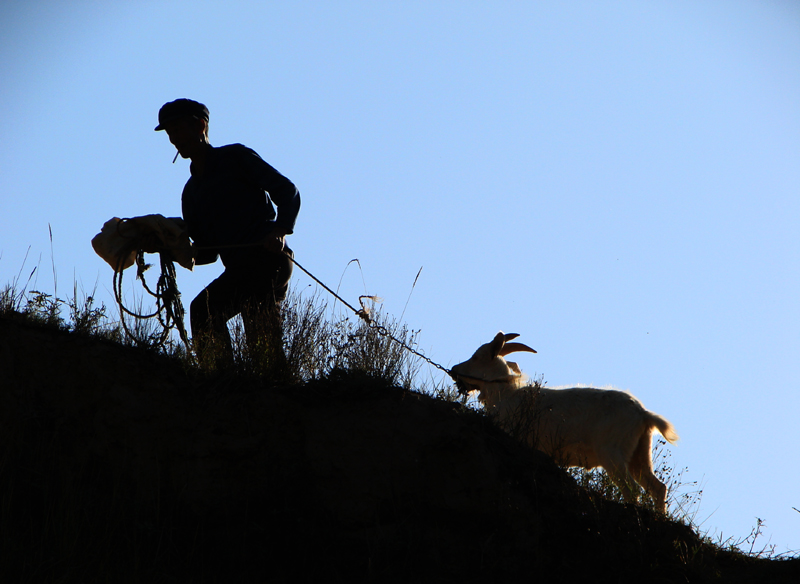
[190,271,240,365]
[241,249,294,377]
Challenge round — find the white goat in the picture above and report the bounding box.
[451,332,679,512]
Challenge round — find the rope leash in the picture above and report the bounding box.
[193,241,455,380]
[110,224,455,380]
[194,241,455,379]
[287,254,455,380]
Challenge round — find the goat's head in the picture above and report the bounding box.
[451,332,537,395]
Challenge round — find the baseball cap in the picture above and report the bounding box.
[154,98,209,131]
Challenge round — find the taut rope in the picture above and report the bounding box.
[287,254,454,380]
[197,241,455,380]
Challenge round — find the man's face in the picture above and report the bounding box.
[163,116,206,158]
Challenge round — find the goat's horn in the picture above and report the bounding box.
[503,333,520,342]
[499,342,537,356]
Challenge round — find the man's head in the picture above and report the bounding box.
[154,98,209,131]
[155,98,210,159]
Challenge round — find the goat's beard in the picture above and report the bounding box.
[455,378,479,396]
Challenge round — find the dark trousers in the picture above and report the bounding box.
[190,247,293,366]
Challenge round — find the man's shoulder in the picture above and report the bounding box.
[213,143,258,158]
[212,144,268,169]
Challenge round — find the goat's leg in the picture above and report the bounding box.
[634,468,668,513]
[604,460,641,506]
[628,429,669,513]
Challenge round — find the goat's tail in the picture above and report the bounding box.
[647,411,679,444]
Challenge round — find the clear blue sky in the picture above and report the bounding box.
[2,1,799,553]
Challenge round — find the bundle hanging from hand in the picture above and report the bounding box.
[92,215,193,352]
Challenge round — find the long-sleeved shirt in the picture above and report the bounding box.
[181,143,300,267]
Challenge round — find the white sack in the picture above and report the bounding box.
[92,215,195,272]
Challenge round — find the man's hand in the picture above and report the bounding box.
[263,228,288,254]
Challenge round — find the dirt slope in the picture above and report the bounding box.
[1,316,797,583]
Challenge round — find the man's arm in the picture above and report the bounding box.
[240,146,301,235]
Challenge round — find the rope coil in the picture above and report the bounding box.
[111,219,191,353]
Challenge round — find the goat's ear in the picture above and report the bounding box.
[499,342,537,356]
[503,333,520,342]
[490,331,507,359]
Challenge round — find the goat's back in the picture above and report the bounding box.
[509,386,675,465]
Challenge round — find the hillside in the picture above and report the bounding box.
[1,314,797,583]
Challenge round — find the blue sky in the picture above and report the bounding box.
[2,1,799,553]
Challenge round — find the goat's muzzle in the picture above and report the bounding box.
[452,373,484,396]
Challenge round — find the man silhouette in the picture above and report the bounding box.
[155,98,300,370]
